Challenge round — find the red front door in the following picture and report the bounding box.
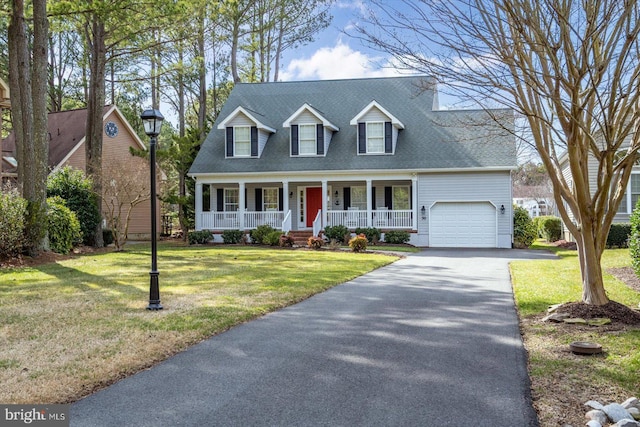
[306,187,322,227]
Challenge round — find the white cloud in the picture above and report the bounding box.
[280,41,407,81]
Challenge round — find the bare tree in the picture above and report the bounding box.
[102,159,152,251]
[356,0,640,305]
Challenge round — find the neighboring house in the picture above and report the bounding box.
[560,150,640,241]
[2,105,159,240]
[188,76,516,248]
[513,197,554,218]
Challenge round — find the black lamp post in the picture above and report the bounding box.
[141,108,164,310]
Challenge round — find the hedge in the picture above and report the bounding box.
[0,189,27,258]
[222,229,244,244]
[47,196,82,254]
[535,216,562,242]
[607,223,631,249]
[513,205,536,248]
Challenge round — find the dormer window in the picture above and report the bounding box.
[217,106,275,159]
[233,126,251,156]
[351,100,404,155]
[299,124,317,155]
[283,103,338,157]
[366,122,385,153]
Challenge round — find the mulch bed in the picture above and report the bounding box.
[553,300,640,326]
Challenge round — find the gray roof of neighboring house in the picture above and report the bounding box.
[189,76,516,175]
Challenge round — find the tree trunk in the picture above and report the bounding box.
[8,0,49,254]
[8,0,31,196]
[231,22,241,83]
[86,15,106,247]
[273,5,284,82]
[178,174,187,242]
[178,46,185,138]
[197,16,207,140]
[30,0,49,253]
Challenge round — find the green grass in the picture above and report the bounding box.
[0,243,396,404]
[511,242,639,316]
[510,241,640,426]
[368,245,420,253]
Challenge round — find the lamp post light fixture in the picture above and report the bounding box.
[141,108,164,310]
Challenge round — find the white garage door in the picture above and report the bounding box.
[430,202,497,248]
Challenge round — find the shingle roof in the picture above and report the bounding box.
[2,105,113,170]
[189,76,516,175]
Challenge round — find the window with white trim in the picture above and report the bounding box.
[234,126,250,156]
[617,173,640,214]
[393,186,410,210]
[224,188,239,212]
[366,122,384,153]
[351,186,367,210]
[299,124,316,155]
[263,188,279,211]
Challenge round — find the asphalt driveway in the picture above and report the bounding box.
[71,249,551,426]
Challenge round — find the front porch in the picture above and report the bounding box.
[194,177,418,235]
[198,209,415,232]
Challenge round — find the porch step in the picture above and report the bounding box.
[287,231,315,246]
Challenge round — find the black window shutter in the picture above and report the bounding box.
[372,187,377,210]
[358,123,366,153]
[255,188,262,211]
[385,187,392,209]
[291,125,299,155]
[316,124,324,155]
[250,126,258,156]
[344,187,351,209]
[278,188,284,211]
[245,188,248,209]
[384,122,392,153]
[226,127,234,157]
[217,188,224,211]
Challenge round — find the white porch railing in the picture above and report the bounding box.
[326,209,413,229]
[282,210,292,234]
[200,212,240,230]
[200,211,284,230]
[245,211,284,229]
[312,210,322,237]
[200,209,413,231]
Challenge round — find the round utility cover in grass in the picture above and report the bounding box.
[430,202,497,248]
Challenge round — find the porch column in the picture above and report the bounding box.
[282,180,289,214]
[239,181,246,230]
[366,179,372,227]
[321,179,328,227]
[412,176,418,231]
[195,181,203,230]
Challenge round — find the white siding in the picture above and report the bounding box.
[360,106,389,122]
[418,171,512,248]
[324,128,333,154]
[294,110,321,124]
[227,112,254,127]
[258,129,269,156]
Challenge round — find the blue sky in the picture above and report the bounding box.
[278,1,405,81]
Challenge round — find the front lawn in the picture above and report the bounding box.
[510,243,640,426]
[0,243,396,404]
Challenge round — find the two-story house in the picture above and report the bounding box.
[188,76,516,247]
